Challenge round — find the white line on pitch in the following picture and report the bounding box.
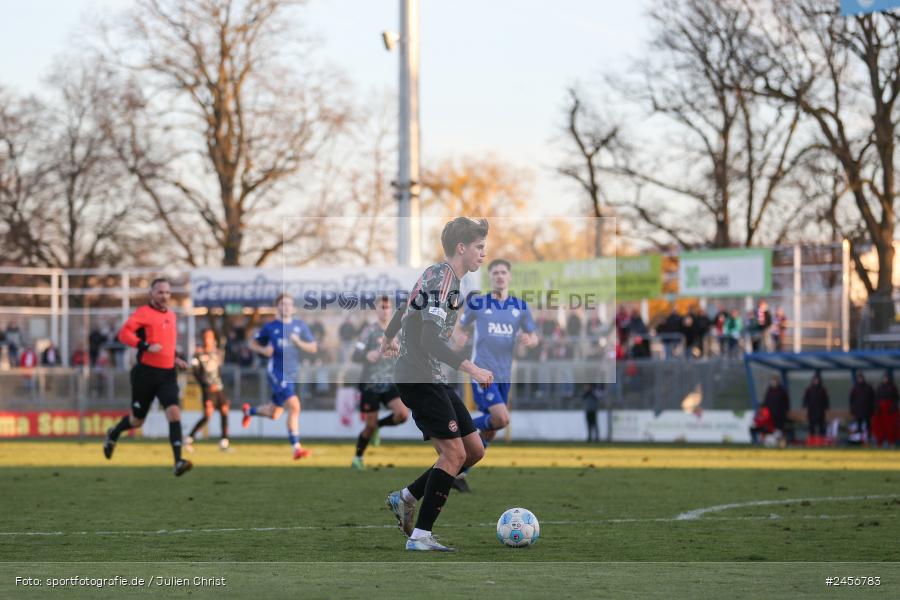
[675,493,900,521]
[0,513,887,537]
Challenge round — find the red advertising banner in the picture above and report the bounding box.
[0,411,130,438]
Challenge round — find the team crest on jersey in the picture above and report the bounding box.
[488,322,514,336]
[512,308,520,318]
[448,420,459,433]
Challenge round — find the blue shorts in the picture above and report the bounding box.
[470,382,510,413]
[267,372,298,407]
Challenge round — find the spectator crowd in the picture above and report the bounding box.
[750,371,900,448]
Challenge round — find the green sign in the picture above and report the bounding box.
[616,255,663,301]
[481,256,662,303]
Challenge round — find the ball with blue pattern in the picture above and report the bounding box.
[496,507,540,547]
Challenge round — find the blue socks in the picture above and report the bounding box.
[288,431,300,446]
[473,413,493,432]
[249,406,258,416]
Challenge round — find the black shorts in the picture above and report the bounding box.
[397,383,476,440]
[130,364,180,420]
[203,390,230,409]
[360,385,401,413]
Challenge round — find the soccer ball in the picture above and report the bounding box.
[496,507,539,547]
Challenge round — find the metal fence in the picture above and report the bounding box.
[0,358,764,414]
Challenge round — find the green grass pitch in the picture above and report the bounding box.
[1,440,900,598]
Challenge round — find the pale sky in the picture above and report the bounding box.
[0,0,649,214]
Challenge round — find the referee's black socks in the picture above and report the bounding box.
[169,421,183,462]
[414,468,455,532]
[108,416,133,441]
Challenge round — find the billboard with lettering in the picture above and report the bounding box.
[190,267,420,309]
[0,411,130,438]
[678,249,772,297]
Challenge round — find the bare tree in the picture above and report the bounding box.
[741,0,898,329]
[0,69,143,269]
[321,93,397,266]
[103,0,350,267]
[0,89,56,266]
[557,87,623,256]
[47,61,147,268]
[599,0,816,249]
[420,156,533,261]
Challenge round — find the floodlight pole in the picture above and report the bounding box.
[396,0,421,267]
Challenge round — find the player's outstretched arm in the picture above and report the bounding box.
[191,356,207,385]
[351,338,369,363]
[289,334,317,354]
[248,338,273,358]
[460,359,493,389]
[380,336,400,357]
[118,311,161,353]
[383,304,408,339]
[418,320,492,386]
[518,331,539,348]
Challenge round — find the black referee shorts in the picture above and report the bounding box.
[360,385,401,413]
[130,364,180,420]
[397,382,476,440]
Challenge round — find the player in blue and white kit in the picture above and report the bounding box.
[243,294,318,459]
[455,258,538,491]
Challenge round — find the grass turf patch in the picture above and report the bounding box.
[3,442,900,597]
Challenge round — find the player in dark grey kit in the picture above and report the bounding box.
[383,217,494,552]
[350,295,409,469]
[185,328,231,452]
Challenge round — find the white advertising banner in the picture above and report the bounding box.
[139,409,750,443]
[678,249,772,297]
[611,410,753,443]
[141,410,608,442]
[190,266,421,308]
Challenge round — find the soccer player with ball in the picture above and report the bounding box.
[243,294,317,459]
[382,217,494,552]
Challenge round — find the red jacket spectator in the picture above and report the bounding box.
[19,348,37,369]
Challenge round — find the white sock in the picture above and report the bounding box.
[401,487,416,504]
[410,528,431,540]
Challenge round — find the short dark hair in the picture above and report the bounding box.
[150,277,169,289]
[274,293,293,305]
[441,217,489,256]
[488,259,511,273]
[378,294,392,305]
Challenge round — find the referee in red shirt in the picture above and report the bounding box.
[103,278,193,476]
